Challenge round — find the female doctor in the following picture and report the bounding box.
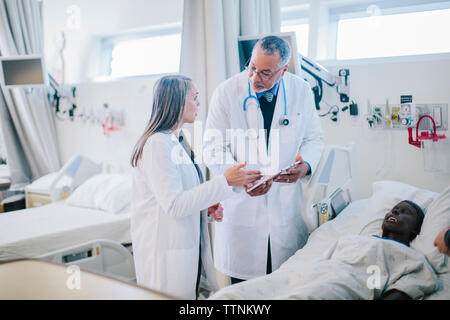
[130,75,261,299]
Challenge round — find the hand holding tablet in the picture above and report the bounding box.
[246,159,304,192]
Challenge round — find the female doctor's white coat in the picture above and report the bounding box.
[204,71,324,280]
[131,131,235,299]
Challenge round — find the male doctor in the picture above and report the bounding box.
[203,35,324,283]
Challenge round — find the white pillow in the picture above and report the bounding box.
[355,180,439,235]
[411,186,450,274]
[370,180,438,215]
[65,173,132,214]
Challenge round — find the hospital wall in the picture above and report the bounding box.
[42,0,183,84]
[320,54,450,199]
[54,77,158,173]
[54,54,450,200]
[42,0,182,171]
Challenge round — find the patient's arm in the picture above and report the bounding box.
[379,289,412,300]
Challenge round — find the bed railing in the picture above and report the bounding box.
[38,239,136,283]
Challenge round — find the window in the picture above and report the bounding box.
[281,1,309,56]
[100,23,181,78]
[281,23,309,56]
[336,8,450,60]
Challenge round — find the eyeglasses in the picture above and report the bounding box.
[245,64,284,81]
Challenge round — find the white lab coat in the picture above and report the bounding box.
[131,131,235,299]
[204,71,324,280]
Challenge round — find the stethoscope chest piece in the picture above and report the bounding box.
[279,117,290,126]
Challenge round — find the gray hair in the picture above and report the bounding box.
[131,74,192,167]
[254,35,291,67]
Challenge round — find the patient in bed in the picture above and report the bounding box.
[210,200,438,300]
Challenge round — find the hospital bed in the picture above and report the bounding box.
[0,160,135,282]
[297,186,448,300]
[210,176,450,299]
[0,259,171,300]
[300,145,449,300]
[208,143,449,300]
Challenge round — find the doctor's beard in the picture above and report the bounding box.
[251,79,268,93]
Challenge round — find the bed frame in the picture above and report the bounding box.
[39,239,136,283]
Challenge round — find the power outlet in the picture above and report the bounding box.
[416,104,448,131]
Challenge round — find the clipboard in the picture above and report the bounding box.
[246,160,303,192]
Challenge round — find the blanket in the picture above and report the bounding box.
[210,235,438,300]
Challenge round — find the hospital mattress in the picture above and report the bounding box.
[0,202,130,261]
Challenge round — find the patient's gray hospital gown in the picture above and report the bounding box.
[210,235,438,300]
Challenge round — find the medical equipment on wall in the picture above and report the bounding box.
[237,32,354,113]
[300,54,351,109]
[48,75,125,134]
[317,100,358,123]
[408,115,446,148]
[366,96,449,173]
[96,103,126,135]
[319,104,340,122]
[0,57,78,122]
[408,114,449,173]
[25,154,102,208]
[48,73,78,121]
[366,96,448,131]
[244,78,289,127]
[1,58,124,135]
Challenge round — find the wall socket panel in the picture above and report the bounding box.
[416,104,448,131]
[367,103,448,131]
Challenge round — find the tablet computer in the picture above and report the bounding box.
[246,160,303,192]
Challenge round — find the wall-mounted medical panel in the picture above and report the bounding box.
[366,103,448,131]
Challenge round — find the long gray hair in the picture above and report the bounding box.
[130,74,192,167]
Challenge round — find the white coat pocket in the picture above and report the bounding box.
[280,113,303,144]
[222,193,258,227]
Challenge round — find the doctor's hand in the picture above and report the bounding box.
[208,203,223,222]
[434,226,450,256]
[244,179,273,197]
[273,155,308,184]
[224,161,262,187]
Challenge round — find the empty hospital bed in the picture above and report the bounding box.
[0,259,170,300]
[0,168,135,282]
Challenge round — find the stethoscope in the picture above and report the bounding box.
[243,77,290,127]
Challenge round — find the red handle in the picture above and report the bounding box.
[416,115,437,139]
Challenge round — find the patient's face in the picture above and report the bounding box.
[382,201,419,238]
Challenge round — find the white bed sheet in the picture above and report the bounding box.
[211,198,449,299]
[0,202,131,261]
[286,199,380,263]
[425,272,450,300]
[295,198,449,299]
